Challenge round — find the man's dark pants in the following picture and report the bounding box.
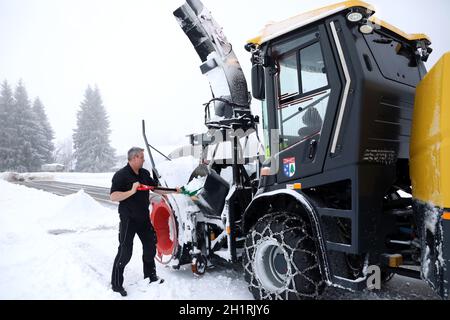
[111,216,157,290]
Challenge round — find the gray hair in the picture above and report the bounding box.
[127,147,144,161]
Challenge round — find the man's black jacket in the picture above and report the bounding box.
[110,163,157,221]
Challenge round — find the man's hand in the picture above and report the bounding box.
[176,187,181,194]
[110,182,140,202]
[131,182,140,195]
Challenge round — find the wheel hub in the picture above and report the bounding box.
[254,238,289,292]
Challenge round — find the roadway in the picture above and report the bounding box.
[16,180,117,208]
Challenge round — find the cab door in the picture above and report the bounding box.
[267,25,342,183]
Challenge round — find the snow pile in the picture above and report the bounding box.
[156,156,200,188]
[0,171,54,182]
[0,180,61,242]
[0,172,20,182]
[17,172,55,181]
[42,189,117,232]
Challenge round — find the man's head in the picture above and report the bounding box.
[128,147,145,169]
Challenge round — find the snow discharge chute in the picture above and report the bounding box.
[173,0,251,117]
[168,0,261,276]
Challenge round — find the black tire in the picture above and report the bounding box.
[191,255,207,275]
[243,212,325,300]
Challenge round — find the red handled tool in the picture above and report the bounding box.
[137,184,154,191]
[137,184,178,192]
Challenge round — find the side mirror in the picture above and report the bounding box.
[251,64,265,100]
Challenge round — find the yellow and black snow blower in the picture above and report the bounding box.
[144,0,450,299]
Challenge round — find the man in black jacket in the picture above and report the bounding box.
[110,147,179,297]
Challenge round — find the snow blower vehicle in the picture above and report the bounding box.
[144,0,450,300]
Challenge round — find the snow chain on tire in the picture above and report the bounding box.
[243,212,325,300]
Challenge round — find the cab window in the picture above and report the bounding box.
[275,32,330,151]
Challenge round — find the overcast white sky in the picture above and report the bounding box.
[1,0,449,156]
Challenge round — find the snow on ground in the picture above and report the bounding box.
[0,163,253,299]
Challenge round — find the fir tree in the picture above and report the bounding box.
[0,80,17,171]
[11,81,42,172]
[32,97,55,164]
[73,86,116,172]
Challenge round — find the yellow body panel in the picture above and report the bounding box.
[369,17,431,43]
[410,52,450,208]
[247,1,374,45]
[247,0,430,45]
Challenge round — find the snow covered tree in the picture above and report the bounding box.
[0,80,17,171]
[73,86,116,172]
[54,137,74,171]
[32,97,55,164]
[10,81,42,172]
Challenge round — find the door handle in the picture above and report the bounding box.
[308,139,317,159]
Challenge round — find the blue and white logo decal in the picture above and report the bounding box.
[283,157,296,178]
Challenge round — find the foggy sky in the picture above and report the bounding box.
[1,0,449,156]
